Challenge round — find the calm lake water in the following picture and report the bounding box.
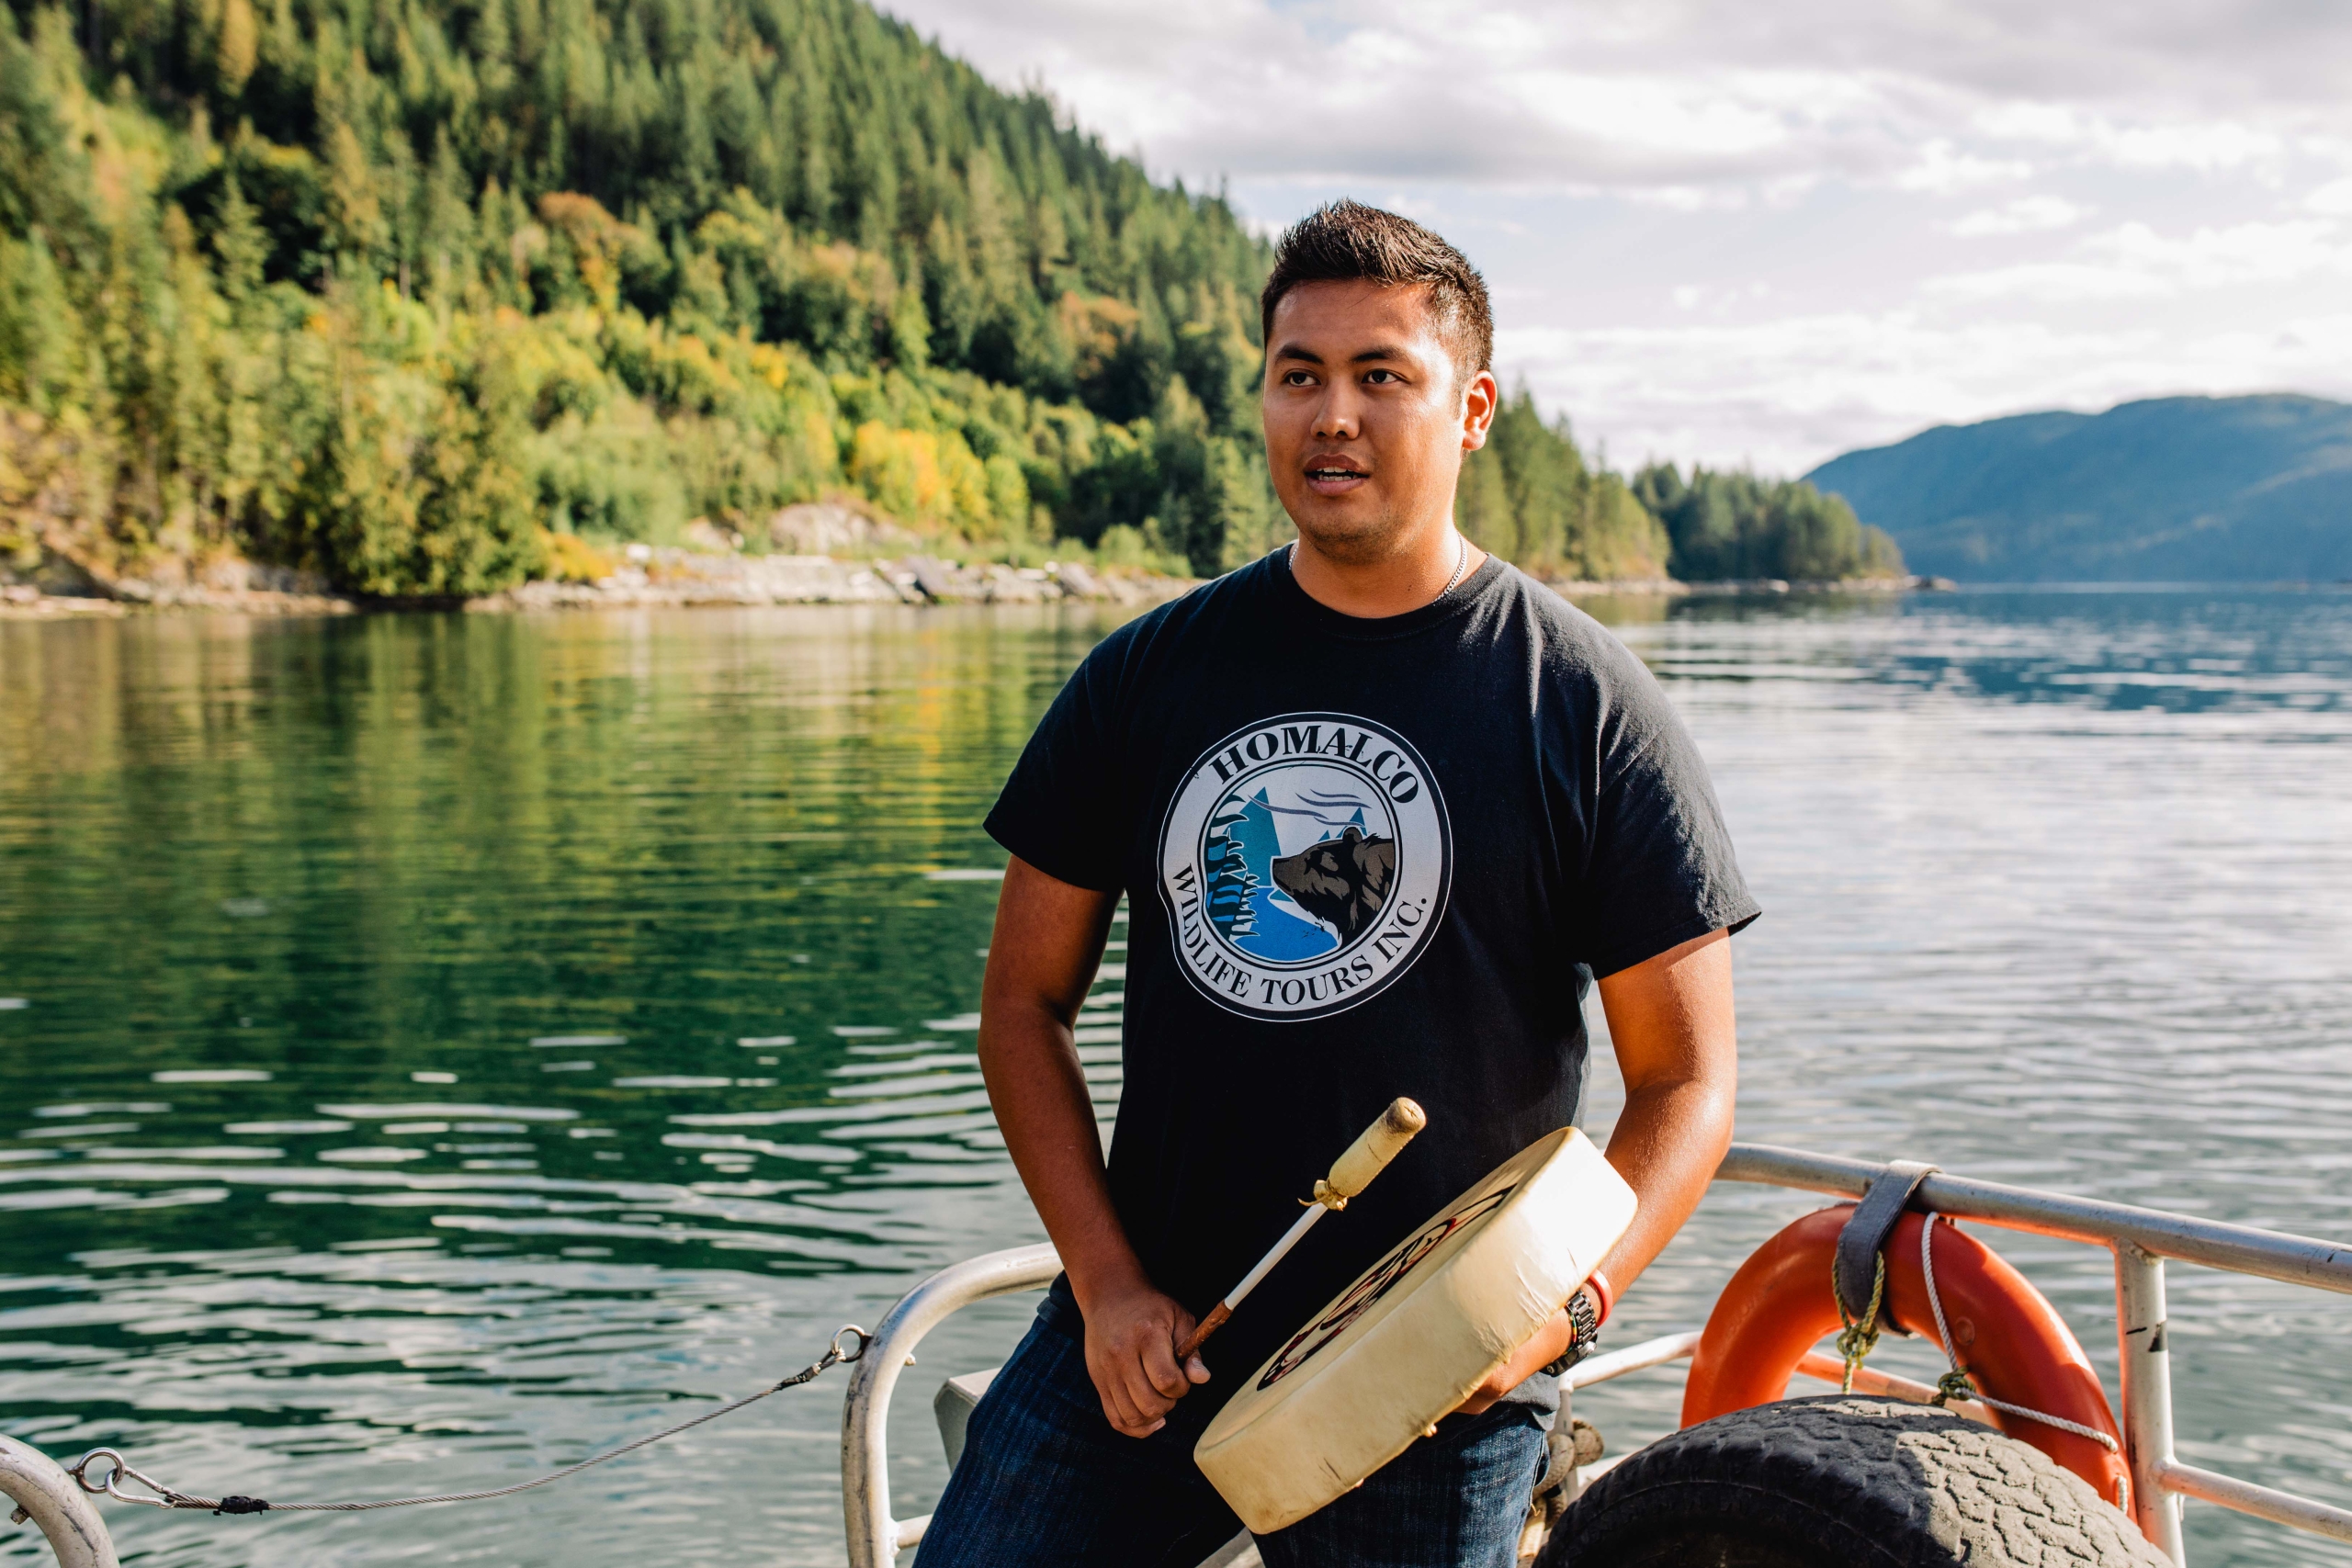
[3,587,2348,1567]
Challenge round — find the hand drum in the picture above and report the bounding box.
[1193,1127,1635,1534]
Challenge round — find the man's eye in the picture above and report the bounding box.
[1363,369,1399,385]
[1283,371,1316,386]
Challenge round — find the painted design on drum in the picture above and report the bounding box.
[1158,713,1453,1021]
[1256,1185,1516,1390]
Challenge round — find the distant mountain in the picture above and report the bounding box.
[1804,395,2352,581]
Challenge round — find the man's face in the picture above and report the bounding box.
[1261,280,1497,560]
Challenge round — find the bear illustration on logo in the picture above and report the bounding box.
[1159,713,1451,1021]
[1272,826,1396,942]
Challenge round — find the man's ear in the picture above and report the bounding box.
[1461,368,1499,453]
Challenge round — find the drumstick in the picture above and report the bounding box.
[1175,1098,1427,1362]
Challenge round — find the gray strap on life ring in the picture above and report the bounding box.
[1833,1160,1939,1328]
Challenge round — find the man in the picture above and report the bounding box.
[922,201,1757,1567]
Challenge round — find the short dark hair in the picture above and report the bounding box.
[1260,200,1494,385]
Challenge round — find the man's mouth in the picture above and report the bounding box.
[1305,461,1369,492]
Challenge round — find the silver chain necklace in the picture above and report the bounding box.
[1439,532,1471,597]
[1288,534,1473,602]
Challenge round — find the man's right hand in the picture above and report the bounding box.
[1079,1279,1212,1437]
[974,856,1212,1438]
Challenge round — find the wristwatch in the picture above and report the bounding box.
[1542,1274,1611,1377]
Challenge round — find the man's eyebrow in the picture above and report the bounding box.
[1269,343,1417,366]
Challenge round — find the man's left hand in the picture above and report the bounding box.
[1452,928,1740,1418]
[1455,1303,1576,1416]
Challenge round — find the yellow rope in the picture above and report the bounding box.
[1833,1250,1886,1394]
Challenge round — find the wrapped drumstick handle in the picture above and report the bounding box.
[1175,1098,1427,1362]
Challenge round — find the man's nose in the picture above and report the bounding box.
[1314,395,1360,441]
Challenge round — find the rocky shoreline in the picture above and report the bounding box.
[4,502,1956,617]
[1,551,1193,619]
[2,565,1956,620]
[476,548,1193,610]
[1535,574,1952,596]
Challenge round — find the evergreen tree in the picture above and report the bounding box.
[1632,462,1905,581]
[0,0,1899,593]
[0,0,1286,589]
[1455,387,1673,581]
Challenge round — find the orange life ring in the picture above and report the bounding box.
[1680,1205,2132,1517]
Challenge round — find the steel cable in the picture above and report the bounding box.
[68,1325,871,1516]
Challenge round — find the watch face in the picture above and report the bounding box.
[1544,1290,1601,1378]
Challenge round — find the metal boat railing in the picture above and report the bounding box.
[840,1242,1060,1565]
[0,1436,118,1568]
[843,1141,2352,1568]
[6,1140,2344,1566]
[1719,1144,2352,1559]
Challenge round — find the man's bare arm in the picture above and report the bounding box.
[1457,927,1737,1411]
[977,855,1209,1438]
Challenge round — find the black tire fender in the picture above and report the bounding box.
[1540,1395,2171,1568]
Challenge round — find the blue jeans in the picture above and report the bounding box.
[917,1288,1546,1568]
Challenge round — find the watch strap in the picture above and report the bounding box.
[1541,1285,1602,1377]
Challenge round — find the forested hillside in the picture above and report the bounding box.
[1458,390,1669,581]
[1805,395,2352,581]
[1632,464,1904,583]
[0,0,1287,591]
[0,0,1887,595]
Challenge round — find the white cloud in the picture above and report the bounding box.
[1923,262,2169,304]
[1896,141,2034,195]
[2094,219,2352,288]
[1951,196,2089,236]
[2307,178,2352,215]
[2105,121,2286,171]
[876,0,2352,468]
[1974,105,2290,172]
[1916,219,2346,307]
[1498,307,2352,474]
[890,0,2352,196]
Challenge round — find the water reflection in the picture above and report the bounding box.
[1,589,2347,1566]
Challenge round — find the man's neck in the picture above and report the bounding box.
[1287,525,1487,619]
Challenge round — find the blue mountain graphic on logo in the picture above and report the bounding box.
[1205,788,1356,962]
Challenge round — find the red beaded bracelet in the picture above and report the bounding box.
[1583,1269,1615,1327]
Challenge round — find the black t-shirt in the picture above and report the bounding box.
[984,549,1758,1420]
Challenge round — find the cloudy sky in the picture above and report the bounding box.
[879,0,2352,474]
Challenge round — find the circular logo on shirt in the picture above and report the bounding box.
[1157,713,1452,1021]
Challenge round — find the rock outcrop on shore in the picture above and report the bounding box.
[1,550,1193,618]
[2,562,358,617]
[1,513,1946,620]
[1540,575,1949,595]
[479,549,1189,610]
